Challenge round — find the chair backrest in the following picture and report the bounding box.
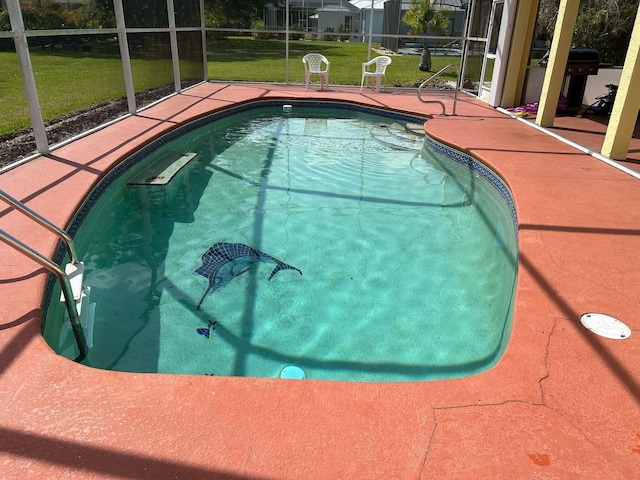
[373,56,392,74]
[302,53,329,71]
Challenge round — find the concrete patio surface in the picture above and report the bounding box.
[0,83,638,479]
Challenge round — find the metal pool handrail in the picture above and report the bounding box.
[0,190,79,264]
[0,189,88,362]
[417,64,461,116]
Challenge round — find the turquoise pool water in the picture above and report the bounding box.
[44,103,518,382]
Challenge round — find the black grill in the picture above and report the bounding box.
[566,48,600,75]
[565,49,600,109]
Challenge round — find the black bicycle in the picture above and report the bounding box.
[588,83,618,115]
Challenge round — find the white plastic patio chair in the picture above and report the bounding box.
[360,56,392,92]
[302,53,330,90]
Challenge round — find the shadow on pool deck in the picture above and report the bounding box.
[0,83,638,479]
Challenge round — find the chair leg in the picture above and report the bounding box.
[361,75,372,91]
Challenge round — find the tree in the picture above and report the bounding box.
[535,0,639,65]
[80,0,265,30]
[402,0,449,72]
[204,0,265,29]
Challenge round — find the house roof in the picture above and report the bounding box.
[317,2,360,13]
[349,0,385,9]
[265,0,359,9]
[351,0,466,11]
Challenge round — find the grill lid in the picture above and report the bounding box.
[567,48,600,64]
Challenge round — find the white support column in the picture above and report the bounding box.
[367,0,374,61]
[113,0,136,114]
[487,0,517,107]
[285,0,290,84]
[6,0,49,154]
[499,0,539,107]
[167,0,182,93]
[200,0,208,81]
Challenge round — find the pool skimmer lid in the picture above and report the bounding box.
[580,313,631,339]
[280,365,306,379]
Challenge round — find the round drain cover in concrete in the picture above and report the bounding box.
[580,313,631,339]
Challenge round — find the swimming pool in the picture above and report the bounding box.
[43,100,518,382]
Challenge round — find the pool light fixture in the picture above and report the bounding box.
[280,365,306,379]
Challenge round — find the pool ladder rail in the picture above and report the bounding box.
[0,189,91,363]
[417,64,461,116]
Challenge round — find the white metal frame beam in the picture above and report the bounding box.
[167,0,182,93]
[6,0,49,154]
[113,0,137,114]
[4,0,210,156]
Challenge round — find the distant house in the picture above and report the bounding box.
[264,0,361,40]
[351,0,384,42]
[262,0,466,46]
[315,2,360,39]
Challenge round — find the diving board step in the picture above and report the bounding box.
[60,261,84,305]
[127,152,198,186]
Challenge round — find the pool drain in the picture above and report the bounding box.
[580,313,631,339]
[280,365,306,379]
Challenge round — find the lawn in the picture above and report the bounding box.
[0,36,461,139]
[207,37,460,86]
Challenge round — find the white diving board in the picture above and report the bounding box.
[127,152,198,186]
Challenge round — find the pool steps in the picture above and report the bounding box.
[62,285,95,349]
[60,261,84,304]
[59,262,95,351]
[370,122,425,151]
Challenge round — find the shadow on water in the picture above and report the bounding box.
[209,163,472,209]
[42,120,246,370]
[205,115,509,379]
[230,119,284,376]
[210,320,506,380]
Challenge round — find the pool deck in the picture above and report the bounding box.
[1,83,639,479]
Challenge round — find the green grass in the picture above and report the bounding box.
[0,36,460,138]
[207,37,460,86]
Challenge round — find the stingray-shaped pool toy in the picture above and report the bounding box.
[195,242,302,309]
